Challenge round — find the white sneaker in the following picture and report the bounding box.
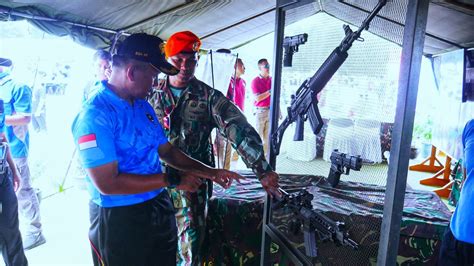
[23,233,46,250]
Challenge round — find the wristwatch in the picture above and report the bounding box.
[167,172,181,188]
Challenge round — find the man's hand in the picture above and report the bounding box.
[210,169,244,189]
[158,142,244,189]
[260,171,281,198]
[176,172,203,192]
[13,170,20,192]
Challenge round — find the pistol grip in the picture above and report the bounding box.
[328,169,341,188]
[283,49,294,67]
[293,115,304,141]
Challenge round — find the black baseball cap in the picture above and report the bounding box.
[117,33,179,75]
[0,57,12,67]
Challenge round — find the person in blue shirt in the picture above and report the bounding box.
[0,57,45,250]
[72,33,242,266]
[438,118,474,265]
[0,77,28,265]
[82,50,111,103]
[78,49,112,265]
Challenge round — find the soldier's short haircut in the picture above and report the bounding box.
[112,54,132,68]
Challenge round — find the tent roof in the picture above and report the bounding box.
[0,0,473,55]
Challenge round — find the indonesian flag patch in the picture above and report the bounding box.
[78,134,98,150]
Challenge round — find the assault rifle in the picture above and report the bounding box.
[271,0,387,155]
[283,33,308,67]
[328,150,362,188]
[273,188,359,258]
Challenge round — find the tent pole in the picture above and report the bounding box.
[110,31,125,54]
[0,6,121,35]
[377,0,429,264]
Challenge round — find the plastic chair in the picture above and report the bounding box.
[323,118,355,161]
[286,124,317,161]
[353,119,382,163]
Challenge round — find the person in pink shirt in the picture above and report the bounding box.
[227,58,246,111]
[251,58,272,156]
[216,57,247,169]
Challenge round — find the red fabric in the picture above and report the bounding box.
[165,31,201,58]
[251,76,271,107]
[226,77,246,111]
[78,134,96,144]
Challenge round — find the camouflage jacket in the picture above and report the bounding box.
[149,77,272,177]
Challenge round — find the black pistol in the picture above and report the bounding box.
[328,150,362,188]
[283,33,308,67]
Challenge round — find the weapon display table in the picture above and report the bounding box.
[204,172,451,265]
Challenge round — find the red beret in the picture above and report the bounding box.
[165,31,201,58]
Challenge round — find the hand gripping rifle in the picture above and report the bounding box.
[272,0,387,155]
[273,188,358,258]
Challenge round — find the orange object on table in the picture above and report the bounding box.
[409,145,454,198]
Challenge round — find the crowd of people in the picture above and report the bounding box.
[0,56,45,265]
[1,29,472,266]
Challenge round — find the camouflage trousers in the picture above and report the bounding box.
[170,180,210,266]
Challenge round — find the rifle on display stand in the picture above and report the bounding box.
[273,188,359,258]
[271,0,388,156]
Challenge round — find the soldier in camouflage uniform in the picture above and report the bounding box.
[148,31,280,265]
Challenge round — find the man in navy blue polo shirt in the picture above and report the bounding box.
[438,119,474,265]
[0,57,45,250]
[72,33,242,266]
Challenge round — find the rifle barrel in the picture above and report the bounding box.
[356,0,387,35]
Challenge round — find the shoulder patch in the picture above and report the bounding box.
[78,134,97,150]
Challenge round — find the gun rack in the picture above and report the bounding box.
[262,0,430,265]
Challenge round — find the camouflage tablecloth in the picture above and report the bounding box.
[204,172,451,265]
